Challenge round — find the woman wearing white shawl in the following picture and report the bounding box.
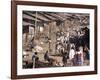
[69,47,75,66]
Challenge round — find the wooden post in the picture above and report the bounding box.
[48,22,51,54]
[48,21,56,55]
[25,32,28,43]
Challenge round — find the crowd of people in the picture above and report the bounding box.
[23,27,90,68]
[55,27,90,66]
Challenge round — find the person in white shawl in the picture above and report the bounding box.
[69,47,75,66]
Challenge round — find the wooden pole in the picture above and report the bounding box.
[48,22,51,54]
